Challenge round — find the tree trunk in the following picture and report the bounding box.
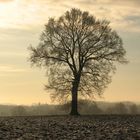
[70,78,80,116]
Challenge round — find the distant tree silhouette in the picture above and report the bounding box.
[129,104,138,114]
[106,107,114,114]
[78,100,102,114]
[29,8,127,115]
[114,103,128,114]
[61,99,103,114]
[12,106,27,116]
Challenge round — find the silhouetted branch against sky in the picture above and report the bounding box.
[29,8,127,104]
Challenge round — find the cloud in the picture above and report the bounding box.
[0,52,26,57]
[0,65,27,73]
[0,0,13,2]
[85,0,140,7]
[73,0,140,32]
[124,15,140,25]
[0,0,140,33]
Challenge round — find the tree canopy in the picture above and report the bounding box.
[29,8,127,115]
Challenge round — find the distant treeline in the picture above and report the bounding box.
[0,100,140,116]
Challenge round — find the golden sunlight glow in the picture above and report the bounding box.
[0,0,140,105]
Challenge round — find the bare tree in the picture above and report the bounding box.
[29,8,127,115]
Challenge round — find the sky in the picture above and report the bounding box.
[0,0,140,105]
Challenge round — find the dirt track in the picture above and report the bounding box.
[0,115,139,140]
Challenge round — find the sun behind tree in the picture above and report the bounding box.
[29,8,127,115]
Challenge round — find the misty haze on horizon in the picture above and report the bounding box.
[0,0,140,105]
[0,100,140,116]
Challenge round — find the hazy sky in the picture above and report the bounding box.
[0,0,140,105]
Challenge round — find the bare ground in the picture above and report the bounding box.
[0,115,139,140]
